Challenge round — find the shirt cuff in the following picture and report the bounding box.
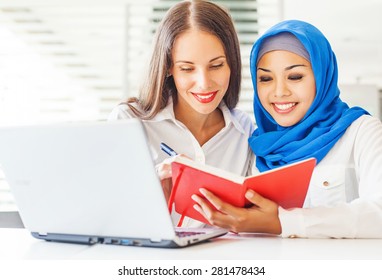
[278,207,306,238]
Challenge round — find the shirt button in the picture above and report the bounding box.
[323,181,330,187]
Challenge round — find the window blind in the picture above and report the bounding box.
[0,0,260,125]
[0,0,261,211]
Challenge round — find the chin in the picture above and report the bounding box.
[193,103,220,115]
[274,118,298,128]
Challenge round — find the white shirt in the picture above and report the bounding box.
[277,115,382,238]
[109,98,255,227]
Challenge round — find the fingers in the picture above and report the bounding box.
[192,193,233,229]
[244,190,282,233]
[191,189,244,231]
[156,163,171,180]
[193,188,281,234]
[180,154,193,160]
[191,194,215,220]
[155,157,175,180]
[199,188,243,218]
[245,190,273,210]
[156,154,189,180]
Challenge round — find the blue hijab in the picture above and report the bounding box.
[248,20,368,172]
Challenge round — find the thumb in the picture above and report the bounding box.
[245,190,268,207]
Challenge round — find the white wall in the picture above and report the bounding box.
[282,0,382,89]
[339,84,380,118]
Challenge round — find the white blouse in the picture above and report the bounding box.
[109,98,255,227]
[278,115,382,238]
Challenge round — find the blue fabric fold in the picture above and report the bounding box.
[248,20,368,172]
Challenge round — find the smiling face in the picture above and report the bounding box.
[256,50,316,127]
[170,29,231,117]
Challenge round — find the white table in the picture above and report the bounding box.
[1,228,381,260]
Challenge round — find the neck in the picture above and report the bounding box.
[174,104,225,146]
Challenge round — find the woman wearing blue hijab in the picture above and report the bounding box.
[249,20,368,171]
[192,20,382,238]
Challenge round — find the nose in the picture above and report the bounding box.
[195,70,211,90]
[274,79,290,97]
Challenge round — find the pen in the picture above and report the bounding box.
[160,142,178,156]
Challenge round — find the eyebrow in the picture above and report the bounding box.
[175,55,226,64]
[257,64,308,72]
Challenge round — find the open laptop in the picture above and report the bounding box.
[0,119,227,248]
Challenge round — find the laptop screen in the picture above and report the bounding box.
[0,120,177,241]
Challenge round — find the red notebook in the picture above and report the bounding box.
[168,157,316,226]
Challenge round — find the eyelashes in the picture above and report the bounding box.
[258,74,304,82]
[258,76,272,82]
[288,74,303,80]
[179,63,225,72]
[210,63,225,69]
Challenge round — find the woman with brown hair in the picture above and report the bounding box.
[109,0,254,227]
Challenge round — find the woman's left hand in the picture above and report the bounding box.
[192,188,282,235]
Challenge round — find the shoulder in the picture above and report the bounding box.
[229,107,256,133]
[108,103,142,120]
[347,114,382,135]
[349,115,382,150]
[333,115,382,146]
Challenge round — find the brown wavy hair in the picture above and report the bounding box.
[127,0,242,119]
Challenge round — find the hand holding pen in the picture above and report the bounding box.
[156,142,178,202]
[155,142,178,181]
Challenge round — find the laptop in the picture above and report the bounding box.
[0,119,227,248]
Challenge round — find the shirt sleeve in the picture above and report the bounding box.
[279,198,382,238]
[279,116,382,238]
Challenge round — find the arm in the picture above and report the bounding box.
[280,116,382,238]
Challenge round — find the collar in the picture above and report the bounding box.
[146,96,246,134]
[145,97,176,122]
[219,101,246,134]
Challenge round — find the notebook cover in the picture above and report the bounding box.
[169,158,316,225]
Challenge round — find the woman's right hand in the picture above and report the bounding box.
[155,157,175,181]
[155,154,189,202]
